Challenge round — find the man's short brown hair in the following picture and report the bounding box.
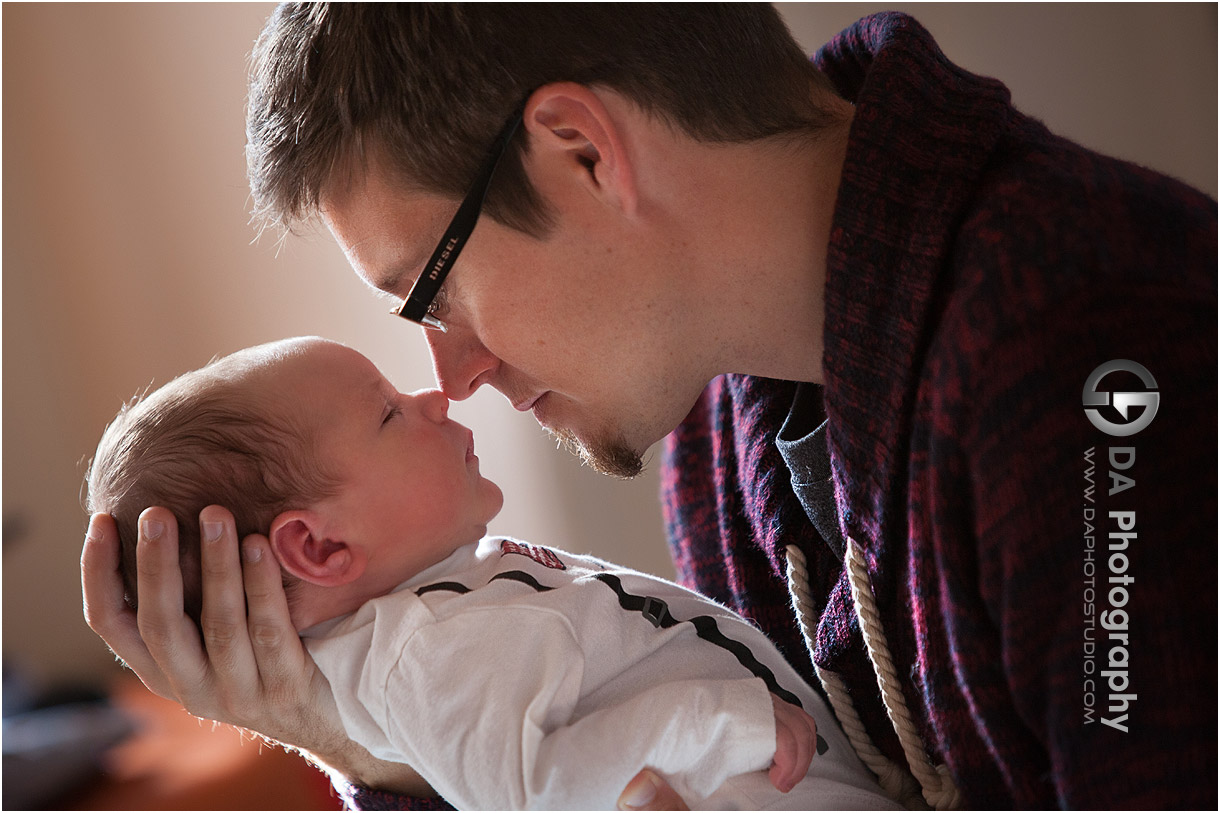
[246,3,840,236]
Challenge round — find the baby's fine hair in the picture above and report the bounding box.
[85,341,342,626]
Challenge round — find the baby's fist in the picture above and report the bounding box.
[768,695,819,793]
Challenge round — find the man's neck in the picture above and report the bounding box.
[659,99,854,387]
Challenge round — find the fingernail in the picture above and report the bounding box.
[203,521,224,543]
[244,541,262,563]
[618,772,659,810]
[142,518,166,541]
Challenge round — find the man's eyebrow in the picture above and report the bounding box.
[370,255,426,296]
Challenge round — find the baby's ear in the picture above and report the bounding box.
[269,510,365,586]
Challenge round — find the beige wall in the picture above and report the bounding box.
[780,3,1216,196]
[3,4,1215,690]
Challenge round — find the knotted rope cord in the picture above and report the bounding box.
[785,542,961,810]
[785,544,923,808]
[842,537,962,809]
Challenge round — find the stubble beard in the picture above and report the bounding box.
[551,426,645,479]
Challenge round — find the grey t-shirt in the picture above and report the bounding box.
[775,383,846,562]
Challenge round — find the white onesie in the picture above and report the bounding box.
[304,537,899,810]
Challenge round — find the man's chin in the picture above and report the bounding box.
[551,426,645,479]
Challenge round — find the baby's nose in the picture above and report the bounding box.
[413,388,451,422]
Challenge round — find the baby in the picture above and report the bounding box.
[87,336,898,810]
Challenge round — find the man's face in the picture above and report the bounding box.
[319,154,707,478]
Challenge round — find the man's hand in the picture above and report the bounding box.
[81,505,432,796]
[82,505,323,740]
[616,694,819,809]
[617,768,690,811]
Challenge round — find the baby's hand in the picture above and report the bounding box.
[768,695,818,793]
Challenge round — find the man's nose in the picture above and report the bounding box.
[423,326,499,401]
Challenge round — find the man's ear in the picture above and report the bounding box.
[523,82,638,216]
[269,510,365,587]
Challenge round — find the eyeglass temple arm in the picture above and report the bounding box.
[397,109,525,326]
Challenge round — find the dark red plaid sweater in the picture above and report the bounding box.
[342,12,1216,810]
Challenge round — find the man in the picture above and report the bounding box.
[83,5,1216,809]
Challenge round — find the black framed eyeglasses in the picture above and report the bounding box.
[394,107,525,332]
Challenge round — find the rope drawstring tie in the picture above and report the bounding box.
[785,541,962,810]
